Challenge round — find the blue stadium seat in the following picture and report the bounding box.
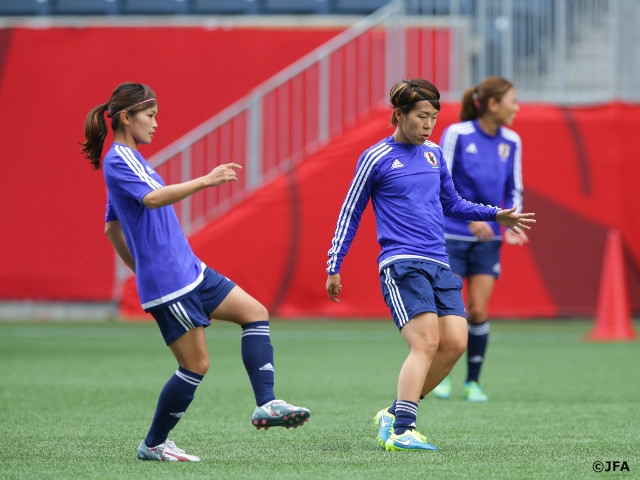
[54,0,120,15]
[0,0,51,15]
[406,0,474,15]
[262,0,329,14]
[121,0,188,14]
[332,0,391,15]
[191,0,259,14]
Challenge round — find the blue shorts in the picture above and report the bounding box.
[445,239,502,278]
[379,260,466,330]
[146,267,236,345]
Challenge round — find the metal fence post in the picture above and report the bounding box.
[247,94,263,191]
[318,55,330,146]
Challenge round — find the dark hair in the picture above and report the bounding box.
[80,82,157,170]
[459,76,513,121]
[389,78,441,126]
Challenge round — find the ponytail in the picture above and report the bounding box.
[459,86,479,121]
[80,103,109,170]
[459,76,514,122]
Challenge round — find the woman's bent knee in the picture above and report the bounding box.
[440,335,467,359]
[183,357,209,376]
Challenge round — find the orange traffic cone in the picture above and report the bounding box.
[587,229,637,341]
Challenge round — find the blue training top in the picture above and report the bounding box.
[439,120,523,241]
[103,143,204,310]
[327,135,500,275]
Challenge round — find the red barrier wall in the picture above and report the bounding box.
[1,25,638,319]
[120,102,640,319]
[0,25,342,300]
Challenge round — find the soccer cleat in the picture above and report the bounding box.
[464,381,489,402]
[136,439,200,462]
[251,399,311,430]
[373,407,395,447]
[432,376,452,399]
[384,429,438,451]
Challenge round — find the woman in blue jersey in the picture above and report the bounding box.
[325,79,534,451]
[81,82,309,462]
[433,76,525,403]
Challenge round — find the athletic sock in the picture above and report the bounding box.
[389,393,424,416]
[393,400,418,435]
[467,321,490,383]
[145,366,203,447]
[241,320,276,406]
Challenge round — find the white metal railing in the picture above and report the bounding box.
[145,0,473,234]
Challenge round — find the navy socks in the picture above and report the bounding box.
[393,400,418,435]
[145,366,203,447]
[241,321,276,407]
[467,321,489,383]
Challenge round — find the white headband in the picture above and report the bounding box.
[111,98,156,118]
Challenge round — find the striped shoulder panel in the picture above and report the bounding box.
[338,140,393,218]
[446,120,475,135]
[114,144,162,190]
[424,139,441,149]
[500,126,522,145]
[441,121,474,170]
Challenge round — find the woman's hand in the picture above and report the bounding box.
[504,227,529,245]
[496,207,536,235]
[468,221,495,242]
[326,274,342,302]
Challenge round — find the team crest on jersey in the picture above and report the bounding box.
[424,151,437,166]
[498,143,511,160]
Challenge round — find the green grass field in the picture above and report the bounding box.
[1,319,639,479]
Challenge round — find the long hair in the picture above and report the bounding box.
[80,83,156,170]
[389,78,441,126]
[459,76,513,121]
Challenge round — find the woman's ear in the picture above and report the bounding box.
[119,111,131,126]
[487,97,499,113]
[394,108,403,124]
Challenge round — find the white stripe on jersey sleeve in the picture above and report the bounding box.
[115,144,162,190]
[327,142,392,273]
[501,127,524,212]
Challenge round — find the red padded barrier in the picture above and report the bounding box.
[119,103,640,319]
[1,26,638,319]
[0,25,343,300]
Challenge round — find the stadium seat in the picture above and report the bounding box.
[121,0,188,14]
[191,0,259,14]
[0,0,51,15]
[405,0,474,15]
[262,0,329,15]
[54,0,120,15]
[332,0,391,15]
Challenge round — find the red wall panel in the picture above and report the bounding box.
[119,102,640,319]
[1,26,637,319]
[0,25,342,300]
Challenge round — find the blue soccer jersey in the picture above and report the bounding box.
[439,120,523,241]
[104,143,204,310]
[327,135,500,274]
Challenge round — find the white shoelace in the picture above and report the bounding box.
[164,440,185,454]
